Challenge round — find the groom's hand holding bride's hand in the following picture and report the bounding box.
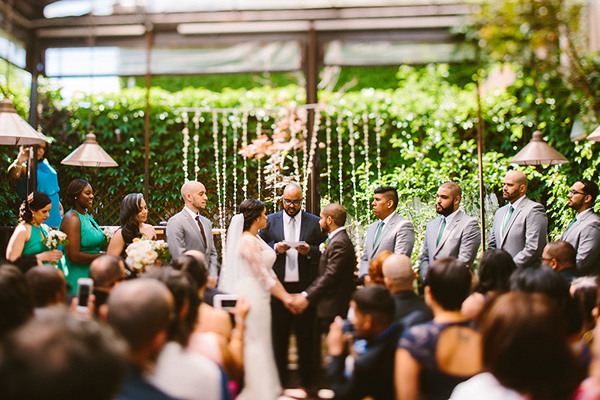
[289,293,309,314]
[283,295,299,314]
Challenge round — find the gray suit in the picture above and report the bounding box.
[359,212,415,278]
[419,210,481,279]
[166,208,219,276]
[560,210,600,275]
[488,196,547,268]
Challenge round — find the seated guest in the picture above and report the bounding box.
[509,263,571,309]
[142,267,227,400]
[100,278,176,400]
[570,277,598,336]
[0,307,126,400]
[172,253,248,382]
[89,255,127,313]
[0,264,33,340]
[25,265,68,310]
[396,257,482,400]
[326,284,403,400]
[107,193,156,259]
[183,250,224,306]
[382,254,433,325]
[574,323,600,400]
[368,250,392,285]
[451,292,584,400]
[543,241,582,284]
[5,191,63,272]
[461,249,516,320]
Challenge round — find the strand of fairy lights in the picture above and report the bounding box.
[182,112,190,182]
[242,111,248,199]
[232,111,239,207]
[363,111,370,191]
[212,110,223,224]
[303,108,321,203]
[290,110,301,184]
[376,116,382,182]
[325,113,332,201]
[256,114,262,201]
[348,115,358,216]
[300,109,309,193]
[337,114,343,203]
[222,113,228,214]
[193,111,200,180]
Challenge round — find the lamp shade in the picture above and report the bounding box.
[510,131,569,165]
[61,133,118,167]
[0,99,49,145]
[587,125,600,141]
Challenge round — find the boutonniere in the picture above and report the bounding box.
[319,238,330,253]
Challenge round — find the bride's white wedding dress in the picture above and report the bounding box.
[232,233,281,400]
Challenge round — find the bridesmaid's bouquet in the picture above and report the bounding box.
[125,238,170,271]
[102,226,118,246]
[43,226,69,250]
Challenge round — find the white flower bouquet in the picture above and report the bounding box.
[103,226,118,246]
[125,238,171,271]
[43,226,69,250]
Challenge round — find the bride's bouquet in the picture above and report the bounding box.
[125,238,170,271]
[42,226,69,250]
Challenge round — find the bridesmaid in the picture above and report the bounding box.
[6,191,63,272]
[60,179,105,294]
[107,193,156,258]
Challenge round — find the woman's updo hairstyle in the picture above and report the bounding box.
[239,199,265,231]
[120,193,144,245]
[64,179,90,208]
[19,192,51,223]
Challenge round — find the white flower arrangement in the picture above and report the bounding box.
[102,226,118,244]
[125,238,171,271]
[42,226,69,250]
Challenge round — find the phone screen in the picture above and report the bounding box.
[78,284,90,307]
[221,299,237,308]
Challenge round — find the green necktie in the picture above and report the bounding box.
[502,205,514,235]
[565,217,577,234]
[437,217,446,246]
[374,221,384,245]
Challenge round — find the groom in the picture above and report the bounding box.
[258,183,327,390]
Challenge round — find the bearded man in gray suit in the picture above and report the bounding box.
[359,186,415,282]
[488,171,548,268]
[166,181,218,277]
[560,179,600,275]
[419,182,480,279]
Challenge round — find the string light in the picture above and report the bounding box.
[376,116,382,181]
[256,114,262,200]
[182,112,189,182]
[232,111,239,207]
[363,111,370,190]
[242,111,248,199]
[337,114,343,203]
[326,112,332,201]
[193,111,200,180]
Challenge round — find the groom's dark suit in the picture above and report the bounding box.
[259,210,327,388]
[306,228,357,323]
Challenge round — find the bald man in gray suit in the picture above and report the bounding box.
[488,171,548,268]
[560,179,600,275]
[419,182,480,279]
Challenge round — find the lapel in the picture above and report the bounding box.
[299,211,308,241]
[501,198,526,245]
[183,209,206,246]
[561,211,591,241]
[434,211,463,255]
[372,213,396,254]
[273,211,285,240]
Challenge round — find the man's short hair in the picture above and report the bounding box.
[25,265,66,308]
[322,203,347,226]
[439,181,462,198]
[90,255,125,289]
[545,241,576,267]
[374,186,399,209]
[352,284,395,326]
[382,254,414,288]
[0,264,33,338]
[578,179,599,205]
[0,307,127,400]
[106,278,173,352]
[172,254,208,290]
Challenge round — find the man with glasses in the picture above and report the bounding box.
[259,182,327,394]
[560,179,600,275]
[488,170,548,268]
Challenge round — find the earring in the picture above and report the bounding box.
[75,197,78,199]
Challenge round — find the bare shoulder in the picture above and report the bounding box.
[142,223,156,239]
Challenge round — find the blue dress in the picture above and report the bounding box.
[16,159,62,228]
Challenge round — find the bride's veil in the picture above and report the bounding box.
[218,213,244,292]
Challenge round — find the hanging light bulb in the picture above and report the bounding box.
[510,130,568,165]
[61,132,118,167]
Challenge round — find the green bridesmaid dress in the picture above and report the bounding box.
[22,224,50,256]
[62,210,105,294]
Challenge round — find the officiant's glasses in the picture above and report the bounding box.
[283,198,302,206]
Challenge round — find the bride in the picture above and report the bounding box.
[219,199,294,400]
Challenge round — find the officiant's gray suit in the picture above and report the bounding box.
[488,196,547,268]
[560,210,600,275]
[166,209,219,276]
[419,210,481,279]
[358,212,414,278]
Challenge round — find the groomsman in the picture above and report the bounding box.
[419,182,480,279]
[166,181,219,277]
[290,203,357,328]
[488,171,548,268]
[258,183,327,390]
[560,179,600,275]
[359,186,415,281]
